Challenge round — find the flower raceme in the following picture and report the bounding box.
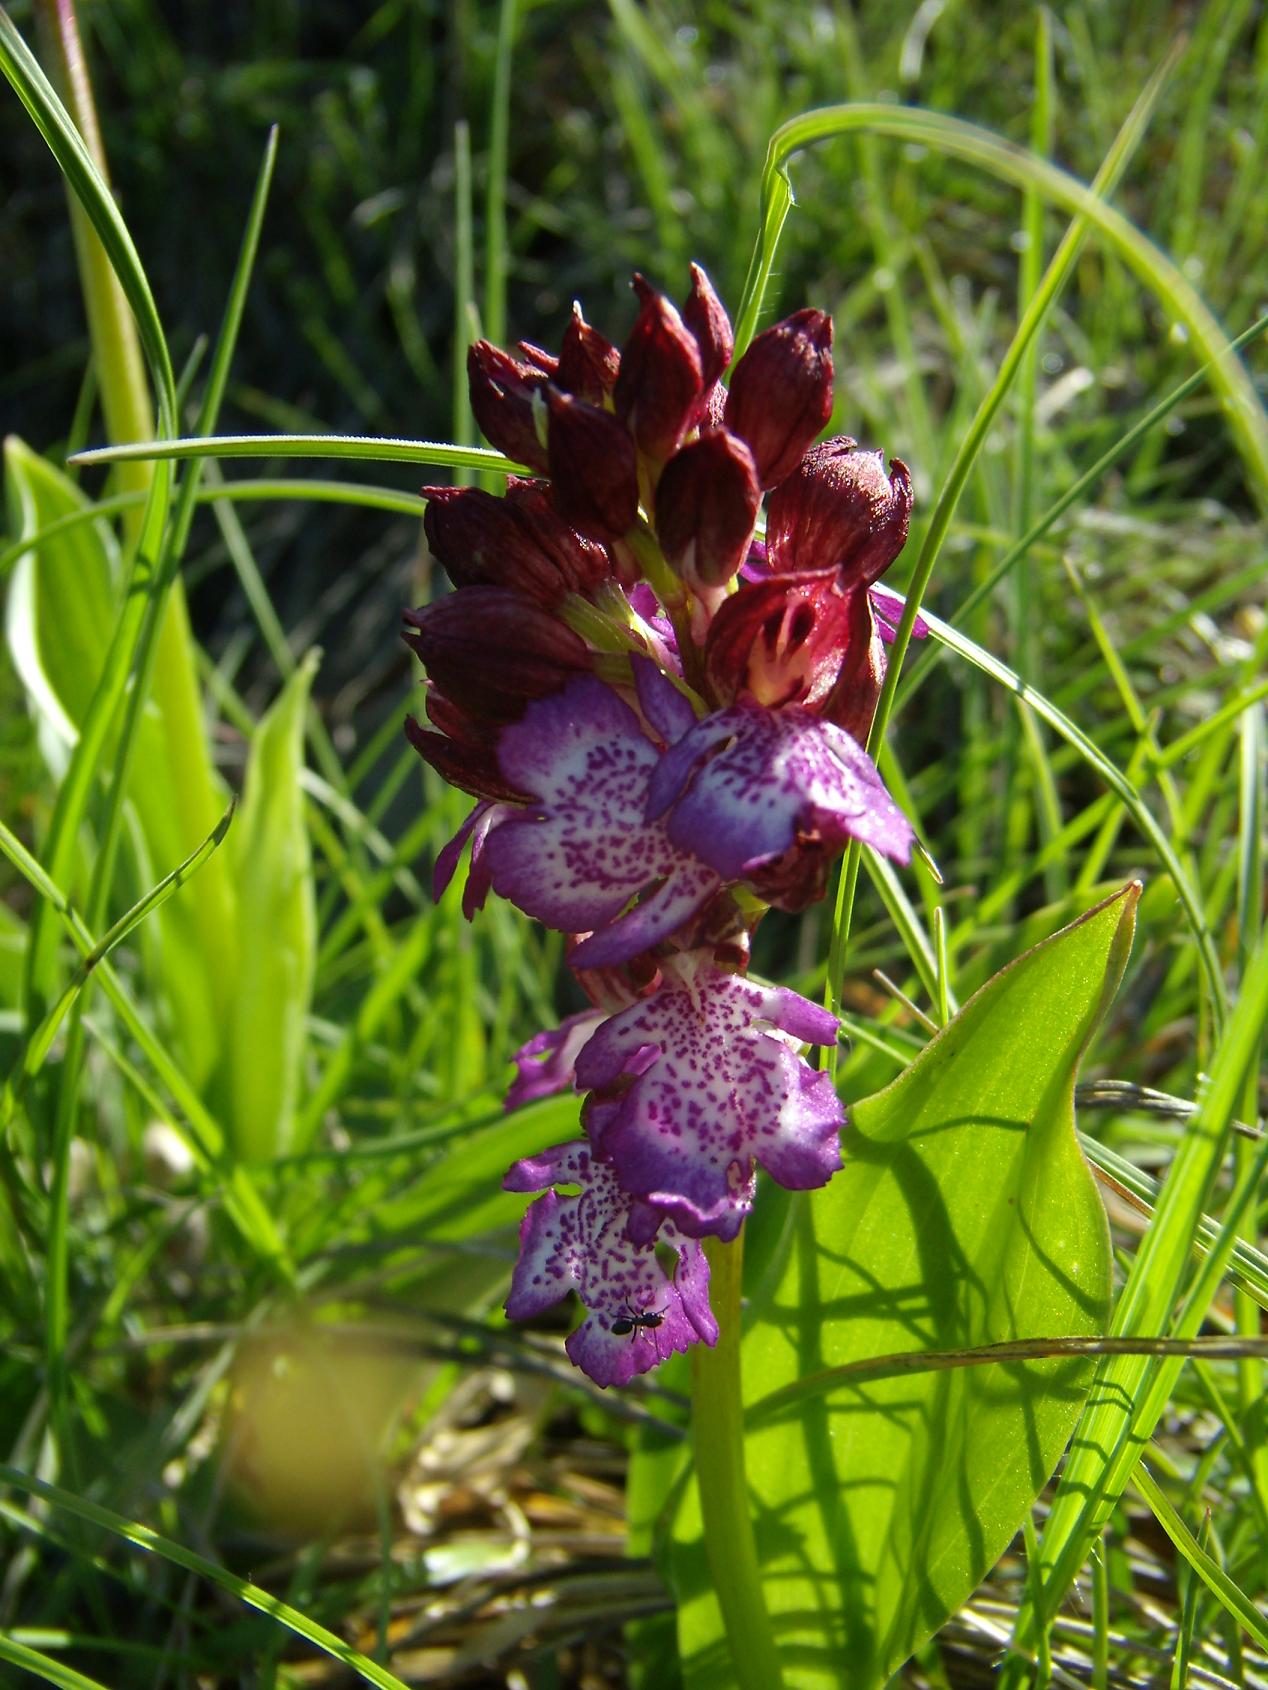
[404,266,918,1386]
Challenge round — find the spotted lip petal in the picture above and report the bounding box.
[574,955,844,1239]
[645,702,915,879]
[503,1140,717,1388]
[485,676,721,968]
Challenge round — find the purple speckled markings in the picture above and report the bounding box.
[576,953,844,1240]
[646,703,915,878]
[484,677,722,969]
[504,1141,719,1387]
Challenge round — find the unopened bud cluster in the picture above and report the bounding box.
[404,265,917,1385]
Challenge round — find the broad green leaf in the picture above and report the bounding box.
[220,654,318,1160]
[4,437,120,770]
[669,885,1136,1690]
[4,437,235,1088]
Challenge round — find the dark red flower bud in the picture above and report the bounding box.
[654,429,760,591]
[402,586,592,724]
[545,387,641,541]
[503,479,613,597]
[614,282,705,463]
[422,482,611,605]
[703,570,875,717]
[724,308,833,488]
[467,341,550,471]
[683,262,734,388]
[766,439,913,586]
[557,303,621,403]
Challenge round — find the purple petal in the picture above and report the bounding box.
[871,585,929,643]
[631,655,698,747]
[434,802,505,917]
[434,804,486,902]
[574,954,843,1238]
[646,703,914,876]
[503,1139,717,1386]
[568,867,719,970]
[504,1009,605,1111]
[484,677,720,964]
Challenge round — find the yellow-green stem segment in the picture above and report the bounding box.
[692,1234,786,1690]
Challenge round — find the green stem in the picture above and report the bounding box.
[692,1234,785,1690]
[35,0,153,537]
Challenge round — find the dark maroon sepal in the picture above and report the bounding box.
[518,340,559,376]
[703,569,873,714]
[614,282,705,464]
[766,440,913,586]
[654,429,760,592]
[503,479,613,597]
[402,586,592,724]
[546,387,641,541]
[724,308,834,489]
[818,589,885,743]
[467,341,550,471]
[422,482,611,604]
[405,713,527,804]
[557,303,622,403]
[683,263,734,389]
[745,838,833,913]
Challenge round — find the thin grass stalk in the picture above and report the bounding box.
[0,1465,413,1690]
[834,57,1181,1005]
[452,117,477,485]
[483,0,516,350]
[1017,926,1268,1647]
[894,312,1268,720]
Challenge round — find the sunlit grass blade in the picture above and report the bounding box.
[748,1334,1268,1424]
[0,1465,413,1690]
[0,479,433,582]
[0,9,176,426]
[1079,1135,1268,1311]
[2,804,233,1110]
[0,1633,112,1690]
[69,434,521,472]
[1018,923,1268,1647]
[896,309,1268,718]
[733,105,1268,512]
[910,601,1227,1026]
[1132,1462,1268,1655]
[222,654,318,1160]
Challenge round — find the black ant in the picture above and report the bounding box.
[609,1302,665,1339]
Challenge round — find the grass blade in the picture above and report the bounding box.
[2,805,233,1106]
[1132,1462,1268,1655]
[0,1465,413,1690]
[69,434,520,472]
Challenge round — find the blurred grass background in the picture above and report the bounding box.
[1,0,1267,1685]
